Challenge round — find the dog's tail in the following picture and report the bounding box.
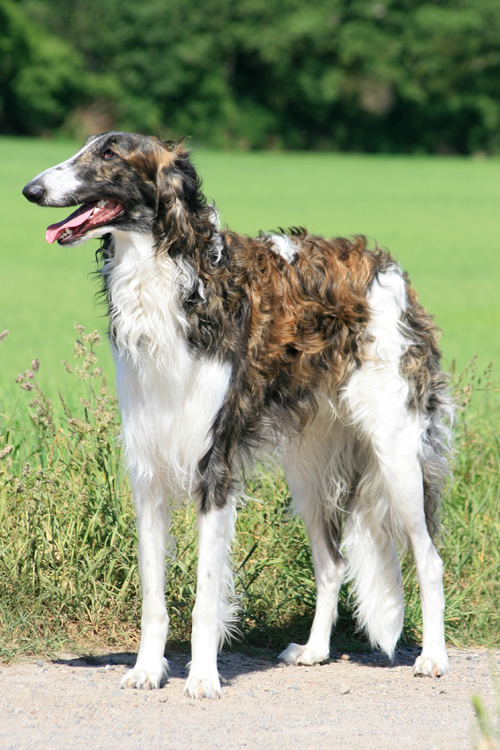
[343,470,405,659]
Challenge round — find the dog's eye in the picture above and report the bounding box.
[102,149,116,160]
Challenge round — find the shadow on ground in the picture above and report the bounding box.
[49,643,421,688]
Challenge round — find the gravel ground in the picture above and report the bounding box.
[1,647,498,749]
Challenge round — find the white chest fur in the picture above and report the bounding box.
[103,231,232,498]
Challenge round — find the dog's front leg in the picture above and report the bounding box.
[184,503,235,699]
[122,477,170,690]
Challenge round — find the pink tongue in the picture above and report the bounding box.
[46,202,98,244]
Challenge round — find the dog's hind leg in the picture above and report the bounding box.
[344,368,447,671]
[279,453,345,666]
[344,381,447,673]
[343,267,449,675]
[122,475,171,690]
[350,417,448,676]
[380,437,448,677]
[279,519,345,666]
[184,501,237,699]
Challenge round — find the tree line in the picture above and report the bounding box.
[2,0,500,153]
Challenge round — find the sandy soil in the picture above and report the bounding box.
[1,646,498,749]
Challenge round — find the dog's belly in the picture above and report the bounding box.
[113,347,232,498]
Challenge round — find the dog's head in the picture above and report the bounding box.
[22,132,207,250]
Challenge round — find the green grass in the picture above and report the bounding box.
[1,137,500,405]
[1,328,499,660]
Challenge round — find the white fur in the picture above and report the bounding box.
[115,253,447,689]
[209,207,224,263]
[280,446,346,665]
[269,233,298,262]
[121,474,170,689]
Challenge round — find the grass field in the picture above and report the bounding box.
[1,138,500,661]
[1,137,500,402]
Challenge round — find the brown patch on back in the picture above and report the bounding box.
[238,233,378,394]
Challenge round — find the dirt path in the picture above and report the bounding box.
[1,647,497,749]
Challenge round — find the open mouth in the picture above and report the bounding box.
[46,200,125,244]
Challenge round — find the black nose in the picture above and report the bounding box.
[22,183,45,203]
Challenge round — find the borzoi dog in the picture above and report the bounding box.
[23,132,452,698]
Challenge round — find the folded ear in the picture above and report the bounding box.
[155,145,212,257]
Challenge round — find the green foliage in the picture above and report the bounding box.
[4,0,500,151]
[1,325,500,659]
[0,0,119,135]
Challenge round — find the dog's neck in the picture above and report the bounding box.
[101,229,197,369]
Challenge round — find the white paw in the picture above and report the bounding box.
[414,652,448,678]
[184,673,221,699]
[121,658,169,690]
[278,642,329,666]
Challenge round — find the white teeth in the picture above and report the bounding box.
[62,228,73,238]
[97,200,108,208]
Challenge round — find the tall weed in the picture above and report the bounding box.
[0,325,138,657]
